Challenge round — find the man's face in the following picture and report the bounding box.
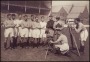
[7,15,11,20]
[49,17,53,20]
[24,16,28,20]
[12,16,16,20]
[41,17,44,22]
[31,16,34,20]
[36,18,39,22]
[56,19,59,21]
[74,20,78,24]
[18,15,22,19]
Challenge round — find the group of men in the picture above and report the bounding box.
[2,13,88,56]
[3,13,47,49]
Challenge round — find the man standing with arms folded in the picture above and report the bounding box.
[21,15,29,48]
[32,17,41,48]
[28,15,35,47]
[3,14,15,50]
[40,16,47,46]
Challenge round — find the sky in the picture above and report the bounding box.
[52,1,89,6]
[52,1,89,12]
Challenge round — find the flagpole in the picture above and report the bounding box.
[8,1,9,11]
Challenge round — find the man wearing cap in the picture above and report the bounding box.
[53,17,64,41]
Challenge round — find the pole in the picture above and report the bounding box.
[68,25,74,49]
[45,1,52,59]
[8,1,9,11]
[39,1,41,15]
[25,1,26,13]
[45,42,51,59]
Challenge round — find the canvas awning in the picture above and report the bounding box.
[1,1,51,15]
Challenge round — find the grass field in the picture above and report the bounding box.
[1,27,89,61]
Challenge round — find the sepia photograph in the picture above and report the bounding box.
[1,0,89,61]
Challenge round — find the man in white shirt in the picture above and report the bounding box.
[16,14,23,47]
[28,15,34,47]
[40,16,47,46]
[21,15,29,48]
[4,14,15,50]
[32,17,41,48]
[50,31,69,55]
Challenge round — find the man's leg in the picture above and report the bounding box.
[25,37,28,48]
[30,37,34,48]
[14,28,18,48]
[4,29,9,50]
[21,37,24,48]
[4,37,8,50]
[80,40,85,53]
[10,37,14,50]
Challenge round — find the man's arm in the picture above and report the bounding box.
[4,21,11,28]
[50,36,61,43]
[53,22,56,30]
[74,24,82,33]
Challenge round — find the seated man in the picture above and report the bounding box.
[50,31,69,55]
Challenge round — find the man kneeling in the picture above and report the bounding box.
[50,31,69,55]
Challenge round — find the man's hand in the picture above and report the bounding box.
[71,25,76,30]
[50,40,54,43]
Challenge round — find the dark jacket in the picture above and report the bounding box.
[46,20,54,30]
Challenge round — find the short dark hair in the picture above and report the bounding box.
[18,13,22,16]
[41,16,44,18]
[31,15,34,17]
[7,14,11,17]
[75,18,80,22]
[12,14,16,17]
[56,17,60,20]
[49,15,53,17]
[24,15,28,17]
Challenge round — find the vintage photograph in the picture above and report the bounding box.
[1,1,89,61]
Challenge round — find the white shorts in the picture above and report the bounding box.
[29,29,33,37]
[21,28,29,37]
[55,43,69,54]
[40,29,46,38]
[14,27,19,37]
[80,30,88,41]
[18,27,22,36]
[32,29,40,38]
[4,28,14,37]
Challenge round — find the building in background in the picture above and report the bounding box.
[67,6,89,24]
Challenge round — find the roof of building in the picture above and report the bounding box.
[70,6,85,14]
[52,5,62,12]
[67,13,80,18]
[63,5,72,13]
